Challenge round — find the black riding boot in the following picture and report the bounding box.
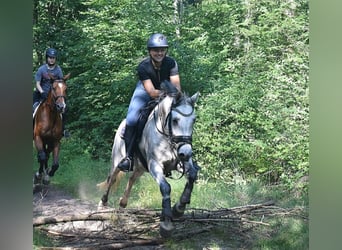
[33,90,41,114]
[118,125,137,172]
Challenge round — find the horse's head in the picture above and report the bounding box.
[49,73,70,113]
[157,81,199,163]
[170,93,199,162]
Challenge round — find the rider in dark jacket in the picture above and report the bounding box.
[118,33,181,172]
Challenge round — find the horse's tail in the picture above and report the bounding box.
[96,171,125,194]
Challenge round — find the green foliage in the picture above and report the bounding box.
[191,0,309,188]
[33,0,309,188]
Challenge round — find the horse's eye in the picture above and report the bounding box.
[172,118,179,125]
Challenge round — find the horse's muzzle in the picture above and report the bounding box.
[177,144,192,162]
[56,103,66,113]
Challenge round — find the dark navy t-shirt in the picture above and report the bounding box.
[137,56,179,90]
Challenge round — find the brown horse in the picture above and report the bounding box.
[33,73,69,186]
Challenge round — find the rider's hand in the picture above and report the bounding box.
[41,91,48,100]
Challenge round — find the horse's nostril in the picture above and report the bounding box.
[179,153,190,161]
[57,103,65,111]
[178,144,192,162]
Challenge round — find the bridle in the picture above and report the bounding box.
[49,80,67,112]
[154,97,195,152]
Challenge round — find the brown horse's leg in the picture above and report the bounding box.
[48,142,60,177]
[33,149,47,184]
[34,136,47,175]
[119,166,144,208]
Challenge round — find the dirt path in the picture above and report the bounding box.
[33,185,98,218]
[33,185,166,249]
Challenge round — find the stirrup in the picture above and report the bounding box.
[118,157,133,172]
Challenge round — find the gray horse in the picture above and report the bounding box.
[97,81,200,237]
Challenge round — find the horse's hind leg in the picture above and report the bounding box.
[119,167,144,208]
[172,161,200,218]
[99,167,121,208]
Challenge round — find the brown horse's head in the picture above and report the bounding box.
[49,73,70,113]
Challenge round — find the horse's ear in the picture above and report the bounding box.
[160,96,173,117]
[63,73,71,81]
[190,92,200,104]
[161,80,179,97]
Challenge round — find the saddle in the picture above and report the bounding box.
[120,99,158,140]
[33,102,42,119]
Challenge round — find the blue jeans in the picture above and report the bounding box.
[126,81,153,126]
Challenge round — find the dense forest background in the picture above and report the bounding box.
[33,0,309,189]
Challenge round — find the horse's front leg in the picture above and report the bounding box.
[33,136,47,184]
[48,142,60,177]
[172,159,200,218]
[150,160,174,238]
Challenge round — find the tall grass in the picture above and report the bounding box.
[33,138,308,249]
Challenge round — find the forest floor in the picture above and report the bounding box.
[33,184,306,249]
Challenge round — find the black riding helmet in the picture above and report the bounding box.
[147,33,168,50]
[45,48,58,66]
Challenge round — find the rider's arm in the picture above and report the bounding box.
[36,81,44,93]
[170,74,181,91]
[169,60,181,91]
[142,79,161,99]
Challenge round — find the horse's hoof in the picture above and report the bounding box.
[160,220,175,238]
[42,175,50,185]
[33,184,42,194]
[172,201,185,218]
[47,169,55,177]
[33,172,42,184]
[119,197,127,208]
[98,200,108,210]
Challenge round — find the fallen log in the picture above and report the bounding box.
[33,214,113,227]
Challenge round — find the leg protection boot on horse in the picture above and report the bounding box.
[49,163,59,177]
[118,125,137,172]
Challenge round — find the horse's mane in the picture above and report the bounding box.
[142,81,191,115]
[159,80,190,106]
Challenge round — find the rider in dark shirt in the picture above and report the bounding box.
[118,33,181,172]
